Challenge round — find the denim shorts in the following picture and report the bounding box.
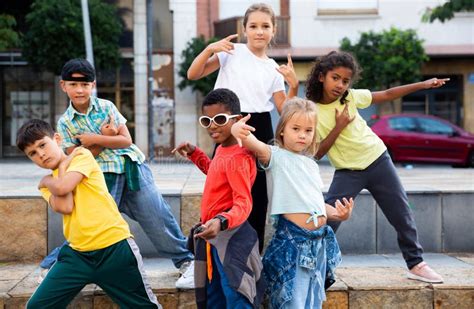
[263,216,341,309]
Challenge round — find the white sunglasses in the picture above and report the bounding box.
[199,113,239,128]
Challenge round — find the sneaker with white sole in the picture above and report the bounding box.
[37,267,49,284]
[175,260,195,289]
[407,262,443,283]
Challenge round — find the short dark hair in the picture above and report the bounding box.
[202,88,241,114]
[16,119,55,152]
[61,58,96,82]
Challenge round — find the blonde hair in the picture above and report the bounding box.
[275,97,319,156]
[243,3,276,27]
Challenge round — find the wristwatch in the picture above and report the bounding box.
[214,215,229,231]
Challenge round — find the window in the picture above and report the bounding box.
[317,0,378,16]
[418,118,454,136]
[1,64,54,157]
[388,117,417,132]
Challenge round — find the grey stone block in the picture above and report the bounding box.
[376,193,442,253]
[442,193,474,252]
[48,208,65,251]
[335,193,376,254]
[410,194,442,253]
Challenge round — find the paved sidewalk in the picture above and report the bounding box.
[1,159,473,197]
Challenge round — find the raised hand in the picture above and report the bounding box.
[59,146,84,171]
[206,34,238,55]
[276,54,298,88]
[101,112,118,136]
[423,78,449,89]
[335,103,355,130]
[231,114,255,147]
[333,197,354,221]
[172,141,196,157]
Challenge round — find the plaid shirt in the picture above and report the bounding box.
[57,97,145,174]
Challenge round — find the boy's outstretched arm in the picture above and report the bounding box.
[371,78,449,104]
[315,104,354,159]
[187,34,238,80]
[172,141,211,174]
[231,114,271,165]
[325,198,354,221]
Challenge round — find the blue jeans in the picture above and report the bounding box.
[41,162,193,269]
[206,246,253,309]
[282,243,327,309]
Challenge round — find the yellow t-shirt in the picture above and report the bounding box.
[40,149,131,251]
[316,89,386,170]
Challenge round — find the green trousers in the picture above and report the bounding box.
[27,239,161,309]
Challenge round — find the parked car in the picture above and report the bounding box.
[368,114,474,167]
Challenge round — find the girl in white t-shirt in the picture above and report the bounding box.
[188,3,298,252]
[231,97,353,308]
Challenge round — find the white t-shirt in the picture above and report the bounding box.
[215,44,285,113]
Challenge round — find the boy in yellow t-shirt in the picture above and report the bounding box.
[16,119,161,309]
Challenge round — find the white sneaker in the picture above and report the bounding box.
[37,267,49,284]
[175,261,195,289]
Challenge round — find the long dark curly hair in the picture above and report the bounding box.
[305,51,361,104]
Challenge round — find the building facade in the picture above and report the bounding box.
[173,0,474,153]
[0,0,176,158]
[2,1,472,158]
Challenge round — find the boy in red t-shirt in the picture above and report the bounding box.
[173,88,264,308]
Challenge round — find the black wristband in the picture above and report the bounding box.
[214,215,229,231]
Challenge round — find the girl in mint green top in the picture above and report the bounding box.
[232,97,353,308]
[305,51,447,284]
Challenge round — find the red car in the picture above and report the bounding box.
[369,114,474,167]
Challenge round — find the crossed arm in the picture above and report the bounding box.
[39,149,84,214]
[65,114,132,156]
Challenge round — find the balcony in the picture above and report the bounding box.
[214,16,290,47]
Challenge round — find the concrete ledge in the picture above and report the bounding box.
[1,162,473,261]
[1,254,473,309]
[1,190,473,262]
[0,199,46,262]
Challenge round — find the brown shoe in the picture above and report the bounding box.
[407,262,443,283]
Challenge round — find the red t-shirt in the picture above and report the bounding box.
[188,144,256,229]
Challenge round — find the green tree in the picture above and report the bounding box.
[0,14,20,50]
[178,36,218,96]
[423,0,474,23]
[22,0,122,74]
[340,28,428,91]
